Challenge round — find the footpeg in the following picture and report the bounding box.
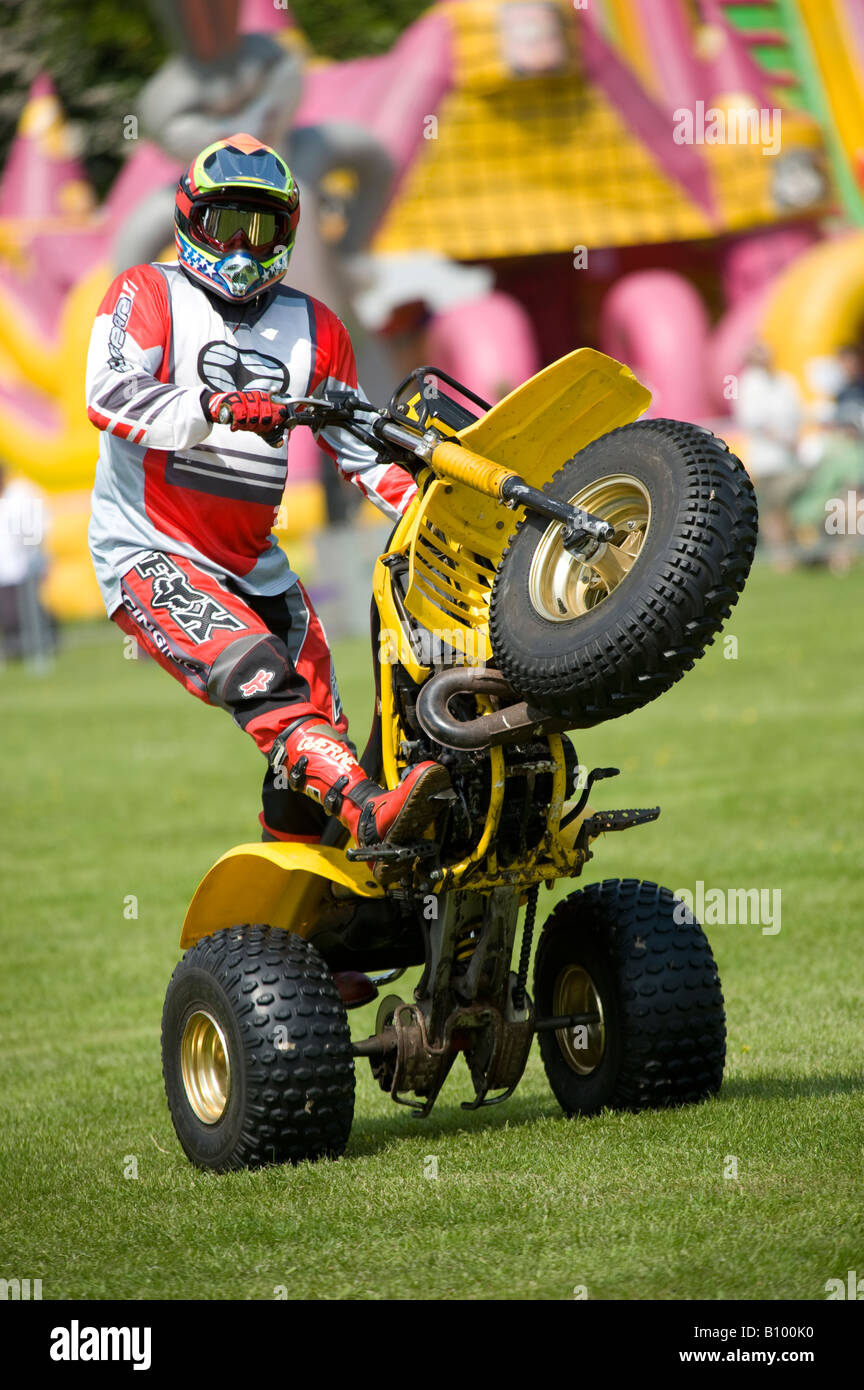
[346,840,439,864]
[582,807,660,834]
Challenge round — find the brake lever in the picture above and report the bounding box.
[262,397,325,448]
[262,399,302,448]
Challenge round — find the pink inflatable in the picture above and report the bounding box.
[424,291,541,404]
[600,270,712,420]
[708,226,819,412]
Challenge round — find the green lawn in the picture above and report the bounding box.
[1,564,861,1301]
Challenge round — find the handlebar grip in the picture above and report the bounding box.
[218,405,233,426]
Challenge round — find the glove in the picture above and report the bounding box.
[205,390,287,435]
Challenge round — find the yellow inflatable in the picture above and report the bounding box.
[0,263,108,489]
[760,231,864,401]
[0,265,110,618]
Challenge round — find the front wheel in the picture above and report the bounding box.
[534,879,725,1116]
[161,925,355,1171]
[489,420,758,726]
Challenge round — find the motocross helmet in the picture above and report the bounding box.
[174,133,300,303]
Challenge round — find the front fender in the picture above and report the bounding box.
[457,346,652,485]
[180,842,384,949]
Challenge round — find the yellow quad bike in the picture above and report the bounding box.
[161,349,758,1171]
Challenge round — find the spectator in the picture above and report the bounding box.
[789,407,864,571]
[833,344,864,430]
[0,468,55,661]
[733,343,803,554]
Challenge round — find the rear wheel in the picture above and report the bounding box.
[162,925,354,1171]
[534,879,725,1115]
[489,420,757,726]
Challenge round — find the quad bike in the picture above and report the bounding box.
[161,348,758,1170]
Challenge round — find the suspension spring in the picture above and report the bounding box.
[454,921,482,966]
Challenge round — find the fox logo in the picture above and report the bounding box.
[240,668,275,698]
[133,555,244,645]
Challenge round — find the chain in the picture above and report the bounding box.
[513,884,539,1012]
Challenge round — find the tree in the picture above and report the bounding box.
[291,0,428,59]
[0,0,429,198]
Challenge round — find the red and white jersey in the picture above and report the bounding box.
[86,262,416,614]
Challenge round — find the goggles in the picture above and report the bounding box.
[192,202,290,254]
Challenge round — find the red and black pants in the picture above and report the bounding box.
[113,552,349,841]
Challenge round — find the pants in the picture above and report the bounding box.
[0,579,57,661]
[112,551,349,840]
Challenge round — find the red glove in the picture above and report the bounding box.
[206,390,287,435]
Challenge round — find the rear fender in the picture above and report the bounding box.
[180,842,384,949]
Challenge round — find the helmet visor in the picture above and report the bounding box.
[193,202,290,254]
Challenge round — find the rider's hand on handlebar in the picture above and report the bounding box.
[205,390,289,437]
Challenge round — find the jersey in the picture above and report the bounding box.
[86,262,417,614]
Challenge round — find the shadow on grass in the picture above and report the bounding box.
[720,1073,864,1103]
[346,1072,864,1158]
[346,1091,576,1158]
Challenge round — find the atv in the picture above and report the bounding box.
[160,348,758,1170]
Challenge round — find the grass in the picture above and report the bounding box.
[0,563,861,1301]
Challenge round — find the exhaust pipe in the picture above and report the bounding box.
[415,667,569,750]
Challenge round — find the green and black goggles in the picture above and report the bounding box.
[192,202,292,254]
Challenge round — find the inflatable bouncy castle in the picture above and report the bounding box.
[3,0,864,615]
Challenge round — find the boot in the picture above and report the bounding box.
[272,720,450,877]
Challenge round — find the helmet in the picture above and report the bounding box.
[174,133,300,303]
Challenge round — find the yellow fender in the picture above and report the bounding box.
[180,841,384,949]
[457,346,651,480]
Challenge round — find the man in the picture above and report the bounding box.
[0,467,55,662]
[86,133,449,911]
[834,344,864,428]
[733,342,802,555]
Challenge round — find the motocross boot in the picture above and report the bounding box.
[272,720,451,880]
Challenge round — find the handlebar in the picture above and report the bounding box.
[216,394,348,446]
[217,394,355,427]
[213,390,614,548]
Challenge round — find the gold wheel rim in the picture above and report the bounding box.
[528,474,651,622]
[180,1010,231,1124]
[552,964,606,1074]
